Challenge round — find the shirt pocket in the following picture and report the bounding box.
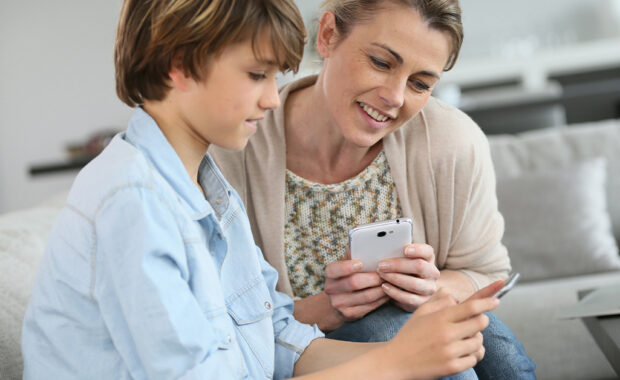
[207,307,250,378]
[227,277,275,377]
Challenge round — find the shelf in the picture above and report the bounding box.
[441,38,620,89]
[29,157,92,176]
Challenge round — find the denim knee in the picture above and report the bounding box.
[326,303,410,342]
[474,312,537,380]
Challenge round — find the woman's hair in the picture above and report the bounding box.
[115,0,306,107]
[320,0,463,71]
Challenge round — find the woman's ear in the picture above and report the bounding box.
[168,51,193,91]
[316,11,339,58]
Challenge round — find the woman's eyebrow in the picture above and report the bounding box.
[371,42,403,64]
[371,42,440,79]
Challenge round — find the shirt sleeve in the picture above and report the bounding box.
[254,246,324,380]
[93,186,245,379]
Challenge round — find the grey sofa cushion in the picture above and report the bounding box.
[0,194,65,380]
[488,119,620,241]
[494,271,620,380]
[496,158,620,281]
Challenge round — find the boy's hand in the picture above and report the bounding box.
[383,282,502,379]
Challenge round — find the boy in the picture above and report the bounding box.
[22,0,501,379]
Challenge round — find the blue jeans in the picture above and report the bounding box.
[325,304,536,380]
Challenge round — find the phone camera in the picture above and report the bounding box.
[396,219,400,223]
[377,231,387,237]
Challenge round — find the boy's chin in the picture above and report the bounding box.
[213,138,250,152]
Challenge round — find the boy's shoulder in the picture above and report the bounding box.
[66,134,160,217]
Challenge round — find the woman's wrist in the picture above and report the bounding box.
[293,291,345,331]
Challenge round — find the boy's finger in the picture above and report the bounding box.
[467,280,505,301]
[448,298,499,322]
[415,288,458,315]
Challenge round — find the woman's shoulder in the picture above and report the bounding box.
[398,97,488,153]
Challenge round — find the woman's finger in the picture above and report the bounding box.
[325,259,364,279]
[338,296,390,321]
[328,285,386,309]
[402,243,435,263]
[381,282,431,311]
[378,272,437,296]
[324,271,383,293]
[378,257,440,280]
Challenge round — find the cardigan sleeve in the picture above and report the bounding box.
[425,100,511,290]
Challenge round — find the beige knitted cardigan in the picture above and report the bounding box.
[210,76,511,297]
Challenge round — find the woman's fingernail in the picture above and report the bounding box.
[378,262,390,272]
[382,283,391,291]
[405,246,416,256]
[353,261,363,271]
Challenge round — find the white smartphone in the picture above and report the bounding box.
[348,218,413,272]
[493,272,520,299]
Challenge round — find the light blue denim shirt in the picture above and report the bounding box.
[22,108,323,380]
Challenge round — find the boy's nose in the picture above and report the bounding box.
[260,79,281,110]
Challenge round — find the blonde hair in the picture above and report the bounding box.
[115,0,306,107]
[321,0,463,70]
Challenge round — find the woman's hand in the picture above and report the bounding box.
[384,281,504,379]
[323,258,390,324]
[377,243,440,312]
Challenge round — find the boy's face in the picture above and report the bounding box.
[170,35,281,151]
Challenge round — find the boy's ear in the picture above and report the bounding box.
[316,11,339,59]
[168,51,193,91]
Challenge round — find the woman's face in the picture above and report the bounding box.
[317,4,451,147]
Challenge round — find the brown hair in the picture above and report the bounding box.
[320,0,463,70]
[115,0,306,107]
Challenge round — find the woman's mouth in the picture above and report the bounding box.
[357,102,394,129]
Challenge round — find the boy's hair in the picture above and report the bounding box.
[115,0,306,107]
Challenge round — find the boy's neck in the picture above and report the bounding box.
[142,101,208,197]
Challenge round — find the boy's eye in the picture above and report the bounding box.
[249,72,266,81]
[370,56,390,70]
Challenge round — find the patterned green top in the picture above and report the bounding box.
[284,150,402,298]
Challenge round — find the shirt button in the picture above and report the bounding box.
[264,301,271,310]
[215,197,223,206]
[226,334,232,344]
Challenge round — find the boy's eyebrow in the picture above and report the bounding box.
[371,42,440,79]
[252,56,279,67]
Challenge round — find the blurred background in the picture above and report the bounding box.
[1,0,619,213]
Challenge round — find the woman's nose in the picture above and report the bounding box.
[378,76,406,109]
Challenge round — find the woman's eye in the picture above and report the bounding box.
[410,80,430,92]
[249,72,266,81]
[370,56,390,69]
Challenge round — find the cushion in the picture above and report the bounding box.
[493,271,620,380]
[488,119,620,241]
[0,200,64,380]
[496,157,620,282]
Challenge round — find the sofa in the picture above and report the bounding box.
[1,119,620,380]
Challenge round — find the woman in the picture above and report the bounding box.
[211,0,536,378]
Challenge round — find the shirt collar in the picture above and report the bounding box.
[123,108,230,220]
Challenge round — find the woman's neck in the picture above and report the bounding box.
[284,78,381,184]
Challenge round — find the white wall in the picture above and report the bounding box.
[0,1,131,212]
[1,0,618,213]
